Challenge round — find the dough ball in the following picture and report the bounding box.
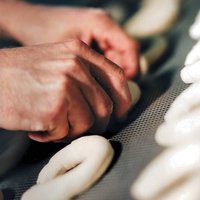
[124,0,180,38]
[127,81,141,107]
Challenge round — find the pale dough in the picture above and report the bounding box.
[104,1,126,23]
[164,82,200,123]
[139,37,168,75]
[22,135,114,200]
[181,41,200,83]
[124,0,180,38]
[189,11,200,40]
[127,81,141,107]
[156,110,200,146]
[131,143,200,200]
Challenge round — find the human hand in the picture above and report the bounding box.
[0,40,132,142]
[0,2,139,78]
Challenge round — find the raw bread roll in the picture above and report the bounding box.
[128,81,141,107]
[181,41,200,83]
[104,1,126,23]
[131,143,200,200]
[124,0,180,38]
[189,11,200,40]
[164,82,200,123]
[22,135,114,200]
[156,110,200,146]
[139,37,167,75]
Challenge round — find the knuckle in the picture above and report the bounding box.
[67,56,82,73]
[56,76,68,93]
[115,67,126,85]
[64,39,84,52]
[72,116,94,135]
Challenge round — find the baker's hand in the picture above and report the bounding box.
[0,2,139,79]
[0,40,132,142]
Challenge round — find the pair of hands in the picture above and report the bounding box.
[0,2,139,142]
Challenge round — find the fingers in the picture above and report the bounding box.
[89,10,139,78]
[64,39,132,119]
[64,57,113,133]
[65,79,94,136]
[164,82,200,122]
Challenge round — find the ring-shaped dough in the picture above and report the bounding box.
[131,143,200,200]
[22,135,114,200]
[124,0,180,38]
[128,81,141,107]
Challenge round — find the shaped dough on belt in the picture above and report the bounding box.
[139,37,168,75]
[22,135,114,200]
[131,143,200,200]
[124,0,180,38]
[128,81,141,107]
[156,110,200,146]
[181,41,200,83]
[164,82,200,123]
[189,11,200,40]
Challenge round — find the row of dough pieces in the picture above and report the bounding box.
[132,10,200,200]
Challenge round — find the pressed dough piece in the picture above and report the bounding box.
[131,143,200,200]
[104,1,126,23]
[154,174,200,200]
[127,81,141,107]
[184,40,200,66]
[164,82,200,123]
[22,135,114,200]
[189,11,200,40]
[181,41,200,83]
[156,110,200,147]
[139,37,168,75]
[124,0,180,38]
